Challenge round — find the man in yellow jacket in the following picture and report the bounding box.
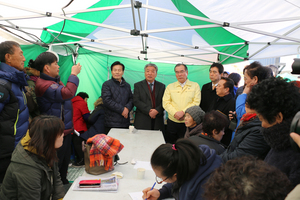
[163,64,201,143]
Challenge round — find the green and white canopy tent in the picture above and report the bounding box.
[1,0,300,108]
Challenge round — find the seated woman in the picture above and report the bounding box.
[189,110,228,155]
[0,115,65,200]
[80,97,105,140]
[184,105,205,138]
[220,102,270,163]
[142,139,222,200]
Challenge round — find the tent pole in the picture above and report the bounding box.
[0,1,130,34]
[62,4,131,15]
[144,0,149,60]
[130,0,137,31]
[229,24,300,43]
[250,42,300,45]
[142,4,222,25]
[148,35,244,59]
[248,23,300,59]
[220,44,247,63]
[141,24,221,34]
[233,16,300,26]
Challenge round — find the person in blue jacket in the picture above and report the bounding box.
[142,139,222,200]
[0,41,29,183]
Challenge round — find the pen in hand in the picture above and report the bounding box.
[145,182,156,200]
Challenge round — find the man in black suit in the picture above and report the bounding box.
[200,62,224,112]
[133,63,165,131]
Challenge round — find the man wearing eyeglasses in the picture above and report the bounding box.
[162,64,201,143]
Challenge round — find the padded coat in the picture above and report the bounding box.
[101,77,133,128]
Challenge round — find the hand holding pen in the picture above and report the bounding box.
[142,182,160,200]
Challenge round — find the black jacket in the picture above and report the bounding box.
[80,105,105,140]
[220,117,270,162]
[102,77,133,128]
[200,82,218,112]
[211,93,235,146]
[133,79,165,130]
[189,134,226,155]
[263,118,300,188]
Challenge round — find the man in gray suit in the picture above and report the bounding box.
[133,63,165,131]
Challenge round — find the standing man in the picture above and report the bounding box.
[35,51,82,184]
[163,64,201,143]
[102,61,133,134]
[133,63,165,131]
[200,62,223,112]
[0,41,29,183]
[213,77,235,146]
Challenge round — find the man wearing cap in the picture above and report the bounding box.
[133,63,165,131]
[163,64,201,143]
[0,41,29,183]
[200,62,224,112]
[184,106,205,138]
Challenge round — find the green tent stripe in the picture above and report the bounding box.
[41,0,123,43]
[171,0,248,63]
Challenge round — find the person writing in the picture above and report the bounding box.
[0,115,65,199]
[142,139,222,200]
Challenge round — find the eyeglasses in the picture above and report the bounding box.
[156,175,168,184]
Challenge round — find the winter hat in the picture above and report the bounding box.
[185,106,205,125]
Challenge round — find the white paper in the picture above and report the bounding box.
[129,191,143,200]
[133,161,152,170]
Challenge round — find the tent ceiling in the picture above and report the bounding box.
[0,0,300,65]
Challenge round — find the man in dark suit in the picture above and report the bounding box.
[133,63,165,131]
[200,62,224,112]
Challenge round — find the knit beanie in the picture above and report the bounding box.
[185,106,205,125]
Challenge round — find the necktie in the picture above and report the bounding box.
[150,83,153,92]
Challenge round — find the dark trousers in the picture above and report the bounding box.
[166,119,186,144]
[57,133,72,184]
[0,156,11,184]
[72,134,85,163]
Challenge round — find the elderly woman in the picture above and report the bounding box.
[189,110,228,155]
[184,105,205,138]
[247,77,300,188]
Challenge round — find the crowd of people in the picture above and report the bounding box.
[1,40,300,200]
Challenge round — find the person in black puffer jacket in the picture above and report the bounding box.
[101,61,133,134]
[247,77,300,188]
[220,102,270,162]
[80,97,105,140]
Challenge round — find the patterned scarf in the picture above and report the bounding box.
[87,134,124,171]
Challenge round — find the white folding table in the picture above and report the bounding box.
[63,128,165,200]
